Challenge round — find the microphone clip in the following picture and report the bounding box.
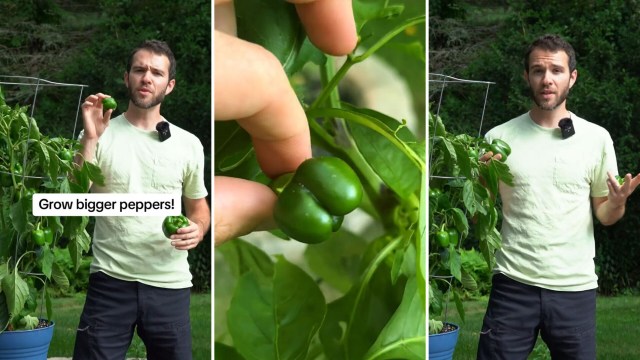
[156,121,171,142]
[558,118,575,139]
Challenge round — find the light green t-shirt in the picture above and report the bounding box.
[85,114,208,289]
[486,112,617,291]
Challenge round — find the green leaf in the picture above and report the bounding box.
[363,278,425,360]
[9,199,28,233]
[272,257,327,360]
[447,248,462,282]
[345,106,421,199]
[319,238,403,360]
[39,246,54,279]
[216,238,274,279]
[17,314,38,330]
[214,342,245,360]
[227,271,273,360]
[214,121,253,173]
[461,270,478,291]
[227,257,326,360]
[1,269,28,324]
[353,0,404,32]
[52,262,70,290]
[449,207,469,238]
[84,161,105,187]
[304,230,368,293]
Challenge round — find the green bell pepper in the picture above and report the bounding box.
[58,149,74,162]
[271,156,363,244]
[162,214,190,238]
[490,139,511,161]
[436,229,449,247]
[43,228,54,244]
[32,228,45,246]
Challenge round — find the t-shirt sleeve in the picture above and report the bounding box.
[183,141,208,199]
[591,132,617,197]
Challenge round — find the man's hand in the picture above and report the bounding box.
[593,171,640,226]
[479,150,503,164]
[170,220,205,250]
[81,93,113,140]
[606,171,640,207]
[213,0,357,245]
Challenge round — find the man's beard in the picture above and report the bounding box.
[531,85,570,111]
[128,85,167,109]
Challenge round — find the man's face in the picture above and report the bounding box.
[125,49,174,109]
[525,48,576,111]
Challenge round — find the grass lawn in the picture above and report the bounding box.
[46,291,211,359]
[442,295,640,360]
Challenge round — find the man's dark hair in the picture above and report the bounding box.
[524,34,577,73]
[127,40,177,80]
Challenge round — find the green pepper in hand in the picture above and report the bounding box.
[102,97,117,111]
[162,214,190,238]
[489,139,511,161]
[271,156,363,244]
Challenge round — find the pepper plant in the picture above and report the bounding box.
[0,85,104,332]
[427,111,513,334]
[214,1,426,359]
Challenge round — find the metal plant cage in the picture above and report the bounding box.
[0,75,88,181]
[428,73,495,323]
[0,75,88,321]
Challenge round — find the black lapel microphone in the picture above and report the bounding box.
[558,117,575,139]
[156,121,171,142]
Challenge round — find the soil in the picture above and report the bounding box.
[439,323,458,333]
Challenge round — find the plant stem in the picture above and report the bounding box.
[344,237,402,357]
[309,15,426,110]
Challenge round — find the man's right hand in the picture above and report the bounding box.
[81,93,113,140]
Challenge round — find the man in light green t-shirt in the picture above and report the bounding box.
[72,40,210,360]
[476,34,640,360]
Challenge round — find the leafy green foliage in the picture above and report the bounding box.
[0,86,102,331]
[428,112,512,331]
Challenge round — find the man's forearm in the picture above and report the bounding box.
[595,198,625,226]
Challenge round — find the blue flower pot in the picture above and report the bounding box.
[429,322,459,360]
[0,321,54,360]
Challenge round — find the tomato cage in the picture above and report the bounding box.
[0,75,89,324]
[428,73,496,328]
[0,75,88,180]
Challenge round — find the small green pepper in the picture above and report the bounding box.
[102,97,117,111]
[162,214,190,238]
[32,228,45,246]
[271,156,363,244]
[448,228,459,246]
[43,228,54,244]
[436,229,449,247]
[58,149,74,162]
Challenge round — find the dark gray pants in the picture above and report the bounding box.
[477,273,596,360]
[73,271,192,360]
